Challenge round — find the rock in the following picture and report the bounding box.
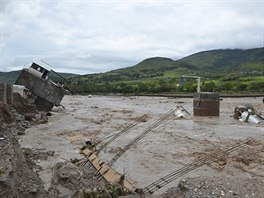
[49,161,106,197]
[18,130,26,135]
[161,177,264,198]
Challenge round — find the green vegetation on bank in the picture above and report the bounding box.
[65,48,264,94]
[65,75,264,95]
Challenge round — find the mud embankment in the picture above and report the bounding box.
[0,95,50,198]
[0,126,50,198]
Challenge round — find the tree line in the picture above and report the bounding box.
[65,79,264,95]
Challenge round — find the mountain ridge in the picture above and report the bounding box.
[104,47,263,75]
[178,47,264,72]
[1,47,263,85]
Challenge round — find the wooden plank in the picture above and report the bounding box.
[82,148,93,156]
[67,134,84,142]
[81,148,139,192]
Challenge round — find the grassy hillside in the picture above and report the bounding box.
[102,47,264,75]
[65,47,264,94]
[179,48,264,72]
[113,57,196,73]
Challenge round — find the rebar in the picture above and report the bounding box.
[97,114,148,152]
[142,138,253,194]
[95,106,179,180]
[107,107,177,167]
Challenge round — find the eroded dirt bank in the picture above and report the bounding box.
[0,95,50,198]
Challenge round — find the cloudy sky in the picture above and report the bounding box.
[1,0,263,74]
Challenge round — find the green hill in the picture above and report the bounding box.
[102,48,264,75]
[66,47,264,94]
[71,47,263,83]
[1,47,263,94]
[178,48,264,72]
[0,70,78,84]
[112,57,196,73]
[0,71,21,84]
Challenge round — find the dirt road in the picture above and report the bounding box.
[18,95,264,195]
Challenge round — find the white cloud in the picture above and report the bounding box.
[0,0,263,74]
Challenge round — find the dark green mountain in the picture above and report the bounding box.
[0,70,78,84]
[110,47,263,74]
[0,70,21,84]
[178,48,264,72]
[112,57,195,73]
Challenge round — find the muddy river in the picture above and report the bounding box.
[18,95,264,194]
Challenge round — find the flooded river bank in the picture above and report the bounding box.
[19,95,264,195]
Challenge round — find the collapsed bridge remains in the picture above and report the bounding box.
[81,106,185,192]
[79,103,259,194]
[79,106,254,194]
[82,131,254,194]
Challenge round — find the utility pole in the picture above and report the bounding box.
[181,75,201,93]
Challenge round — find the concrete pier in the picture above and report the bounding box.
[193,92,220,116]
[0,83,13,104]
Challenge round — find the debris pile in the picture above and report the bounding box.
[1,95,112,198]
[0,102,15,124]
[162,177,264,198]
[49,161,106,197]
[80,184,133,198]
[234,103,264,124]
[0,103,50,198]
[13,93,48,124]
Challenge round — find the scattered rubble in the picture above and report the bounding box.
[49,161,106,197]
[0,116,50,198]
[23,148,55,161]
[80,184,134,198]
[13,93,48,124]
[0,102,15,124]
[161,177,264,198]
[234,103,264,124]
[0,97,50,197]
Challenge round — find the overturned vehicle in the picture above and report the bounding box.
[15,62,65,111]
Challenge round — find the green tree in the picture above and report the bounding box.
[236,83,247,92]
[202,81,215,92]
[138,82,149,92]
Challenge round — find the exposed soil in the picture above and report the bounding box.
[161,176,264,198]
[0,102,15,124]
[49,160,107,197]
[0,103,50,198]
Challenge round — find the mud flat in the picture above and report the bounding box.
[18,95,264,197]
